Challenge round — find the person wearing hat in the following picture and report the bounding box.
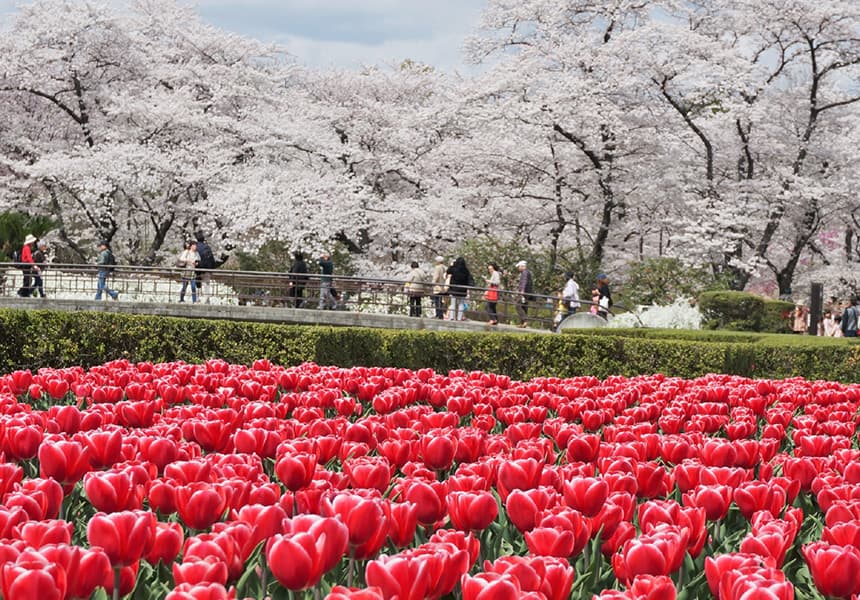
[430,255,448,319]
[95,240,119,301]
[17,234,37,297]
[515,260,533,328]
[31,240,49,298]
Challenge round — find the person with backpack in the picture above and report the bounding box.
[194,231,217,303]
[95,240,119,301]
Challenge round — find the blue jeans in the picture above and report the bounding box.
[95,271,118,300]
[180,278,197,303]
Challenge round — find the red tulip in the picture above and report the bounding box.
[344,456,392,492]
[76,429,123,469]
[4,424,43,461]
[14,519,73,548]
[419,433,456,471]
[173,556,229,586]
[274,452,318,491]
[86,510,156,566]
[461,573,521,600]
[322,492,390,558]
[562,476,608,517]
[38,440,91,495]
[398,479,448,526]
[145,521,184,565]
[704,553,775,598]
[612,524,689,584]
[388,501,419,548]
[483,555,574,600]
[83,471,144,513]
[682,484,733,521]
[447,491,498,532]
[325,585,385,600]
[176,482,230,531]
[40,544,111,600]
[0,551,66,600]
[166,583,237,600]
[802,541,860,599]
[505,487,559,533]
[266,515,349,591]
[496,458,543,501]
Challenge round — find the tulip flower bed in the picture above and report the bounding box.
[0,359,858,599]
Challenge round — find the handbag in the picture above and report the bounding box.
[484,286,499,302]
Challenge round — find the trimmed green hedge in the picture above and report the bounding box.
[1,309,859,383]
[697,291,794,333]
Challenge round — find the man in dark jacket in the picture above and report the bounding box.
[289,251,309,308]
[842,297,859,337]
[194,231,227,303]
[515,260,533,328]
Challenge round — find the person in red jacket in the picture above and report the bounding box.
[18,234,37,297]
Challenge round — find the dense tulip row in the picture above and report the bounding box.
[0,360,858,598]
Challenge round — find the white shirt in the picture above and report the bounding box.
[562,278,580,308]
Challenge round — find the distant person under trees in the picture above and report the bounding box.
[289,251,309,308]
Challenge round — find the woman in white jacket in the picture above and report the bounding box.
[177,240,201,303]
[562,272,581,316]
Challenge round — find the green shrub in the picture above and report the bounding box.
[698,291,765,331]
[761,299,795,334]
[1,309,859,383]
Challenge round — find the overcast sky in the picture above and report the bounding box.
[0,0,488,72]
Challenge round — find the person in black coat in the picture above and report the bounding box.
[596,273,613,319]
[446,256,473,321]
[289,251,309,308]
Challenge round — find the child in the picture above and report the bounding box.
[590,288,600,315]
[554,291,567,327]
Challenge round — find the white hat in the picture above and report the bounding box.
[516,260,527,268]
[435,255,444,263]
[23,234,37,245]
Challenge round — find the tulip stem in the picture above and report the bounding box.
[259,553,268,599]
[113,566,120,600]
[348,554,355,587]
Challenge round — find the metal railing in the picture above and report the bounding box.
[0,262,613,331]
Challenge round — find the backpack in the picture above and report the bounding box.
[104,250,117,273]
[197,242,216,269]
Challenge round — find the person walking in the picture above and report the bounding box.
[94,241,119,301]
[430,256,448,319]
[18,234,37,297]
[841,297,859,337]
[515,260,533,328]
[404,261,429,317]
[484,262,501,325]
[177,240,200,303]
[193,231,217,303]
[318,252,336,309]
[596,273,613,319]
[562,271,580,318]
[288,251,309,308]
[446,257,473,321]
[31,240,48,298]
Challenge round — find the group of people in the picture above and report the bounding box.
[401,256,613,328]
[14,234,49,298]
[172,232,222,303]
[286,251,338,310]
[792,296,860,337]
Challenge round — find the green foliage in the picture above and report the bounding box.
[236,240,356,276]
[761,299,795,334]
[698,291,766,331]
[621,257,729,306]
[2,309,860,383]
[0,211,58,259]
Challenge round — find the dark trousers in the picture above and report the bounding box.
[409,295,423,317]
[517,297,529,323]
[432,294,445,318]
[486,301,498,322]
[289,286,305,308]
